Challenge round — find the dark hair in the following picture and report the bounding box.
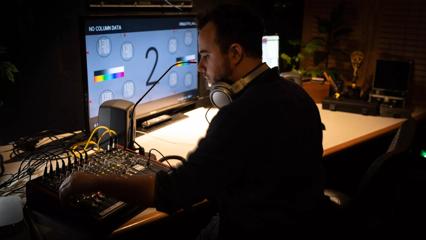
[198,4,264,58]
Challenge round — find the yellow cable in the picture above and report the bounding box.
[97,130,112,147]
[72,140,98,151]
[83,126,115,150]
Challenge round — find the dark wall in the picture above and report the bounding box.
[301,0,426,107]
[1,0,87,144]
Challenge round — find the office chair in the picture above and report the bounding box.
[323,117,417,233]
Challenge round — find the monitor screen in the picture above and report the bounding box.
[373,59,413,95]
[262,35,280,69]
[81,15,199,131]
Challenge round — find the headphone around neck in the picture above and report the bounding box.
[209,63,269,108]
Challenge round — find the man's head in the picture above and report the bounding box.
[197,4,264,85]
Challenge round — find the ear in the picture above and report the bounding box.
[228,43,244,66]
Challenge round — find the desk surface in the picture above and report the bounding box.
[112,104,421,236]
[319,106,403,156]
[135,105,411,159]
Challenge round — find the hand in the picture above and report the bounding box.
[59,172,99,203]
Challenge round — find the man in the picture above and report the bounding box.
[59,4,326,239]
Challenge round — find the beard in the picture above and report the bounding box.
[211,57,233,85]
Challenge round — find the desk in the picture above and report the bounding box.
[111,104,422,236]
[320,107,403,156]
[133,105,414,159]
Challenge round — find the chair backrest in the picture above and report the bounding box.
[386,117,417,153]
[358,118,416,191]
[354,117,417,230]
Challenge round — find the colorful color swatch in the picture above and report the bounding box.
[176,54,197,66]
[94,66,125,83]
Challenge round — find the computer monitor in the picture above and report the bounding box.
[262,35,280,69]
[81,14,199,132]
[372,59,413,97]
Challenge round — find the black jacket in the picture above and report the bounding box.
[155,67,325,239]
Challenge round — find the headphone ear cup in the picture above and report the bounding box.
[209,82,233,108]
[208,63,269,109]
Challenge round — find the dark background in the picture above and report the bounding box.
[0,0,88,144]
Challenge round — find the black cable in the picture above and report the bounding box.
[8,130,83,163]
[205,107,212,124]
[133,141,145,155]
[7,184,26,195]
[0,159,28,189]
[147,148,165,168]
[70,150,79,167]
[1,130,80,193]
[0,137,69,195]
[158,155,186,170]
[148,148,164,159]
[158,155,186,163]
[0,155,4,177]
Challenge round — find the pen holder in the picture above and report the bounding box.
[302,81,330,103]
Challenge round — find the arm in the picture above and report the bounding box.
[59,171,156,206]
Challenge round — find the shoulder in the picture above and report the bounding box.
[238,68,311,107]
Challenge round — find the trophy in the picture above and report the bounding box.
[346,50,364,98]
[351,51,364,86]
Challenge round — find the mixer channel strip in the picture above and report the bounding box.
[25,147,170,230]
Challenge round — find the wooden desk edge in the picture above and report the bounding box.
[111,199,208,236]
[323,120,403,157]
[112,208,168,236]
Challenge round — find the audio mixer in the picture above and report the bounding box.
[25,146,170,231]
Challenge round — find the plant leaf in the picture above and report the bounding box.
[280,53,292,64]
[304,38,325,54]
[288,39,301,47]
[0,61,18,83]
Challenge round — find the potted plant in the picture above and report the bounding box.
[0,43,18,110]
[308,1,352,71]
[281,1,352,101]
[280,38,327,79]
[282,1,352,72]
[0,61,18,109]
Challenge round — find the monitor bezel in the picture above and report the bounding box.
[372,58,414,97]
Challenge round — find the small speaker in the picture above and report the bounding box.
[98,99,135,147]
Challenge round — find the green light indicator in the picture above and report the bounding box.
[421,149,426,158]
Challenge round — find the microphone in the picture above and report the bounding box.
[127,60,197,150]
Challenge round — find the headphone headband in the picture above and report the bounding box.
[231,63,269,94]
[209,63,269,108]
